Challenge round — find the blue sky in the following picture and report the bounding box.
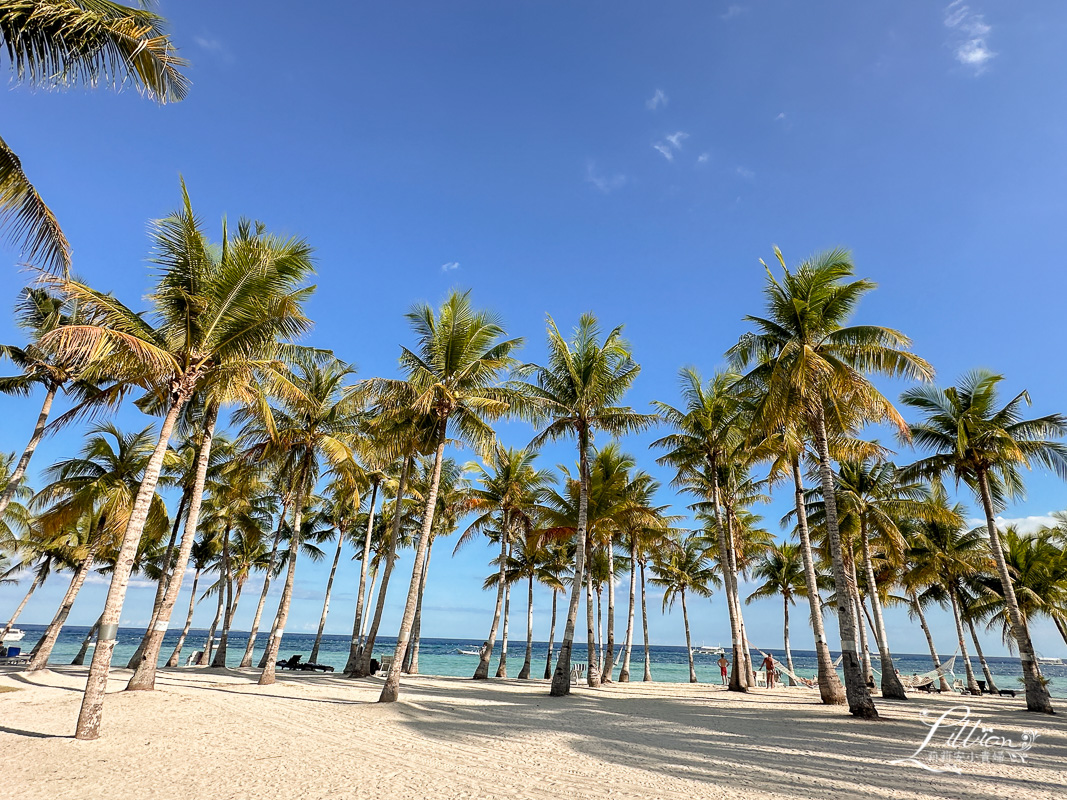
[2,1,1066,657]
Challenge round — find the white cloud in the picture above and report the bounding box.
[440,261,460,272]
[585,162,627,193]
[697,152,709,164]
[721,5,744,21]
[944,2,996,73]
[646,89,669,110]
[968,513,1066,535]
[665,131,689,149]
[652,142,674,161]
[735,165,755,179]
[775,112,787,121]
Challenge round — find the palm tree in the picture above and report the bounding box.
[540,541,572,679]
[0,288,97,520]
[504,527,551,679]
[729,247,932,719]
[239,357,361,685]
[901,369,1067,714]
[649,533,717,683]
[0,1,186,273]
[514,313,654,696]
[371,291,520,703]
[746,542,808,685]
[653,368,756,693]
[165,535,218,667]
[459,445,553,680]
[42,185,314,737]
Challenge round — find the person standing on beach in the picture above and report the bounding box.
[762,654,776,688]
[718,655,729,685]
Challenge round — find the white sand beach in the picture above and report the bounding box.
[1,667,1064,800]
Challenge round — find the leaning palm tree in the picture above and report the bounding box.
[458,445,553,680]
[650,533,717,683]
[746,541,808,685]
[0,1,187,273]
[901,370,1067,714]
[369,290,521,703]
[539,541,572,679]
[513,313,655,696]
[42,184,315,738]
[728,247,933,719]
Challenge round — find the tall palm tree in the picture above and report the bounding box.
[514,313,654,696]
[165,535,218,667]
[459,446,553,680]
[0,288,98,520]
[901,369,1067,714]
[504,526,551,679]
[0,1,186,273]
[370,290,520,703]
[42,185,314,738]
[729,247,932,719]
[746,542,808,685]
[540,541,572,679]
[650,533,717,683]
[238,357,361,685]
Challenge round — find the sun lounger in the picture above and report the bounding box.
[570,663,586,685]
[277,654,303,670]
[298,661,335,672]
[0,655,29,666]
[998,689,1017,697]
[377,656,394,675]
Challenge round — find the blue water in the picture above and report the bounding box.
[9,623,1067,697]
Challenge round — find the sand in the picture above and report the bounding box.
[1,666,1064,800]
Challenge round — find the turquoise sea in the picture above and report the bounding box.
[8,623,1067,698]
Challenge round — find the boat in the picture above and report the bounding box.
[1037,656,1065,667]
[1,628,25,643]
[696,643,725,655]
[456,648,480,656]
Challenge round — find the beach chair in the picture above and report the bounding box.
[378,655,394,675]
[277,654,303,670]
[185,650,204,667]
[570,663,586,685]
[997,688,1017,698]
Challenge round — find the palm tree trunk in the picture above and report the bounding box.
[584,539,600,687]
[618,538,638,682]
[72,614,102,666]
[518,573,534,679]
[640,559,652,682]
[361,566,379,640]
[604,536,616,682]
[977,469,1052,713]
[791,457,846,704]
[966,616,999,694]
[949,585,981,694]
[812,409,878,719]
[28,541,99,671]
[728,509,756,683]
[859,519,907,699]
[405,537,433,675]
[129,407,219,688]
[310,528,344,664]
[594,584,602,674]
[345,479,378,673]
[549,427,591,697]
[126,489,188,669]
[259,461,310,687]
[211,527,235,668]
[711,463,747,693]
[203,589,224,666]
[166,568,200,667]
[911,594,950,692]
[783,595,796,686]
[1,566,45,640]
[380,420,447,703]
[543,588,557,680]
[76,391,190,740]
[681,588,696,683]
[356,456,412,677]
[250,499,293,669]
[0,382,56,519]
[852,578,873,684]
[474,524,508,680]
[496,543,514,678]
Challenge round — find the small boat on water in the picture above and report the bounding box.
[1037,656,1065,667]
[696,643,725,655]
[1,628,25,643]
[456,648,480,656]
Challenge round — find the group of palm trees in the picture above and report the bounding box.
[2,4,1066,744]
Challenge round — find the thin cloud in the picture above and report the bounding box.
[735,166,755,180]
[944,2,995,73]
[440,261,460,272]
[585,162,627,193]
[969,513,1066,535]
[721,5,745,21]
[646,89,669,110]
[775,112,787,121]
[652,131,688,162]
[665,131,689,149]
[652,143,674,162]
[697,152,710,164]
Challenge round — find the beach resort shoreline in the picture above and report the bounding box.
[1,665,1064,800]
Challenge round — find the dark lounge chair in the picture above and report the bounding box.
[998,688,1017,697]
[277,654,303,670]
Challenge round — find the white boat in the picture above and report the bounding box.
[1,628,25,643]
[456,648,480,656]
[1037,656,1065,666]
[696,643,725,655]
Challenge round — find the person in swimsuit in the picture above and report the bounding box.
[718,655,729,685]
[762,654,776,688]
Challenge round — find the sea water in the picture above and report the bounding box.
[10,624,1067,698]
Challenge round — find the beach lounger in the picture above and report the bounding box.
[378,656,394,675]
[298,661,335,672]
[0,655,29,666]
[277,654,304,670]
[998,689,1017,697]
[570,663,586,685]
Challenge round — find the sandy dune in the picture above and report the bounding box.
[1,666,1064,799]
